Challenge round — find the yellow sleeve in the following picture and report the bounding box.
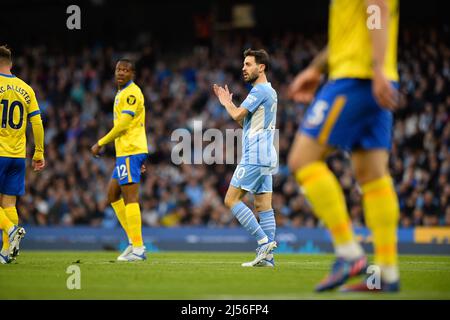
[27,87,44,160]
[27,86,40,114]
[29,113,44,160]
[98,113,133,146]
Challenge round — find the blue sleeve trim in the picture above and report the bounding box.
[28,110,41,118]
[122,110,135,117]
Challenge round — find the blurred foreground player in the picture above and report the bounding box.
[0,45,45,264]
[288,0,400,292]
[91,59,148,262]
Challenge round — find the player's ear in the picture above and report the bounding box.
[259,63,265,73]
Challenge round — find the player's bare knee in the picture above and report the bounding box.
[288,146,311,172]
[107,180,121,204]
[255,203,271,212]
[123,193,139,205]
[224,193,238,209]
[120,183,140,205]
[357,173,385,186]
[354,167,387,185]
[108,195,119,205]
[352,150,389,185]
[1,195,16,208]
[288,152,316,173]
[254,195,271,212]
[287,150,300,172]
[288,135,326,173]
[223,196,234,209]
[107,190,120,204]
[354,169,368,185]
[123,194,139,205]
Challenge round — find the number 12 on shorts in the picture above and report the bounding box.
[117,164,128,180]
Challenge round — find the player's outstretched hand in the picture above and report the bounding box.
[91,143,103,158]
[32,159,46,172]
[372,69,399,111]
[213,84,233,106]
[140,164,146,174]
[288,67,322,104]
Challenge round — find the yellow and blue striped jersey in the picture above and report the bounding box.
[0,73,41,158]
[328,0,399,81]
[112,81,148,157]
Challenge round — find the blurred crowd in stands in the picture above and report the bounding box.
[13,26,450,228]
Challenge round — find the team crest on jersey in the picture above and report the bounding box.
[245,94,257,104]
[127,95,136,105]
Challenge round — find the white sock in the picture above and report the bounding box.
[381,265,400,283]
[133,246,145,254]
[257,236,269,246]
[335,241,364,260]
[7,226,15,237]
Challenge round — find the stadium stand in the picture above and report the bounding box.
[10,26,448,229]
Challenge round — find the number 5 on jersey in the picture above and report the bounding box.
[305,100,328,127]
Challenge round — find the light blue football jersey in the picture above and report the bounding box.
[240,82,278,167]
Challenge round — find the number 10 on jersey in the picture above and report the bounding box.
[1,99,24,129]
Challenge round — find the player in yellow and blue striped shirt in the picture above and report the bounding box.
[0,45,45,264]
[91,58,148,262]
[288,0,400,292]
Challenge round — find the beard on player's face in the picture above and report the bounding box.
[244,69,259,84]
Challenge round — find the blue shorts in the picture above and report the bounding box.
[230,164,274,194]
[300,78,397,151]
[0,157,26,196]
[112,153,148,185]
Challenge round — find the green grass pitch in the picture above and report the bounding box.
[1,251,449,299]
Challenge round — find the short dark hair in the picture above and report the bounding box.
[117,58,135,71]
[0,45,12,64]
[243,48,270,72]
